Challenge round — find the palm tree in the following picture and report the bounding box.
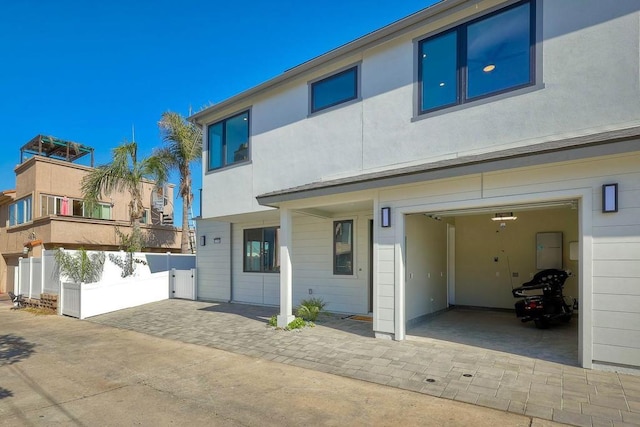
[82,141,167,251]
[156,111,202,253]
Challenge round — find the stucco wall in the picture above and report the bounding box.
[201,0,640,219]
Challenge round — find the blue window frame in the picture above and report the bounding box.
[311,66,358,113]
[207,111,250,170]
[419,0,534,114]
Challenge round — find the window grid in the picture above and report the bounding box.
[418,0,535,114]
[243,227,280,273]
[207,110,250,171]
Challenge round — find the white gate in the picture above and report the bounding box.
[171,269,196,300]
[62,282,81,318]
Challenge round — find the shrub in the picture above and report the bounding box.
[55,248,105,283]
[286,317,307,330]
[296,297,327,322]
[268,315,277,327]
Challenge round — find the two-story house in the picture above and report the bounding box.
[0,135,182,294]
[191,0,640,371]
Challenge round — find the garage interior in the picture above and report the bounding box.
[404,202,580,366]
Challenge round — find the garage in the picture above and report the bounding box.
[403,202,580,365]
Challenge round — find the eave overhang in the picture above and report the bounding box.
[257,126,640,206]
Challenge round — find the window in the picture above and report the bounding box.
[333,220,353,275]
[40,195,111,220]
[9,196,32,226]
[208,110,250,170]
[138,209,150,224]
[311,66,358,113]
[244,227,280,273]
[419,0,534,113]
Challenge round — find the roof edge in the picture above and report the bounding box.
[189,0,468,124]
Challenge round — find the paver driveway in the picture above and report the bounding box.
[89,300,640,427]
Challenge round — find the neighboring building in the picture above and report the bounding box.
[191,0,640,371]
[0,135,182,293]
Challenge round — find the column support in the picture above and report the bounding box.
[277,207,295,328]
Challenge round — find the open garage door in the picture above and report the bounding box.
[405,200,580,365]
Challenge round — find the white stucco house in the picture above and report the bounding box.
[191,0,640,371]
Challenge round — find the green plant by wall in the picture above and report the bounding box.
[55,248,105,284]
[268,315,277,327]
[286,317,307,330]
[108,227,148,278]
[296,297,327,322]
[267,315,314,330]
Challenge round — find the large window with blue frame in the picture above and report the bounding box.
[419,0,534,114]
[311,66,358,113]
[208,110,250,170]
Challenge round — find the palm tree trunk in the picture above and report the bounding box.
[181,192,190,253]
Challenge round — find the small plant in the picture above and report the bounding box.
[267,315,315,330]
[286,317,308,330]
[109,227,148,277]
[55,248,105,283]
[296,297,327,322]
[268,315,277,327]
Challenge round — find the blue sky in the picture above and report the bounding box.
[1,0,435,223]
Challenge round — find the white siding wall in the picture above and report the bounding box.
[292,212,370,314]
[196,219,231,301]
[230,219,280,306]
[230,212,370,314]
[405,214,448,323]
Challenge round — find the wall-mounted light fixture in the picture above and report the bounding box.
[602,183,618,213]
[200,235,206,246]
[213,237,222,244]
[491,212,517,221]
[381,207,391,227]
[22,246,29,255]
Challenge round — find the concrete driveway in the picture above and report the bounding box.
[1,301,557,426]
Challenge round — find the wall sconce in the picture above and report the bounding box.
[213,237,222,244]
[381,207,391,227]
[602,183,618,213]
[200,235,206,246]
[491,212,517,221]
[22,246,29,255]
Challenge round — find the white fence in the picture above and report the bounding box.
[15,250,196,319]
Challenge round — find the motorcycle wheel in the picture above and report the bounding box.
[534,318,550,329]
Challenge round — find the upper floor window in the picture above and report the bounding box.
[40,195,111,220]
[208,111,250,170]
[244,226,280,273]
[9,196,32,226]
[311,66,358,113]
[333,220,353,275]
[419,0,534,114]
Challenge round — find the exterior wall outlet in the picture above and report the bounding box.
[308,288,312,294]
